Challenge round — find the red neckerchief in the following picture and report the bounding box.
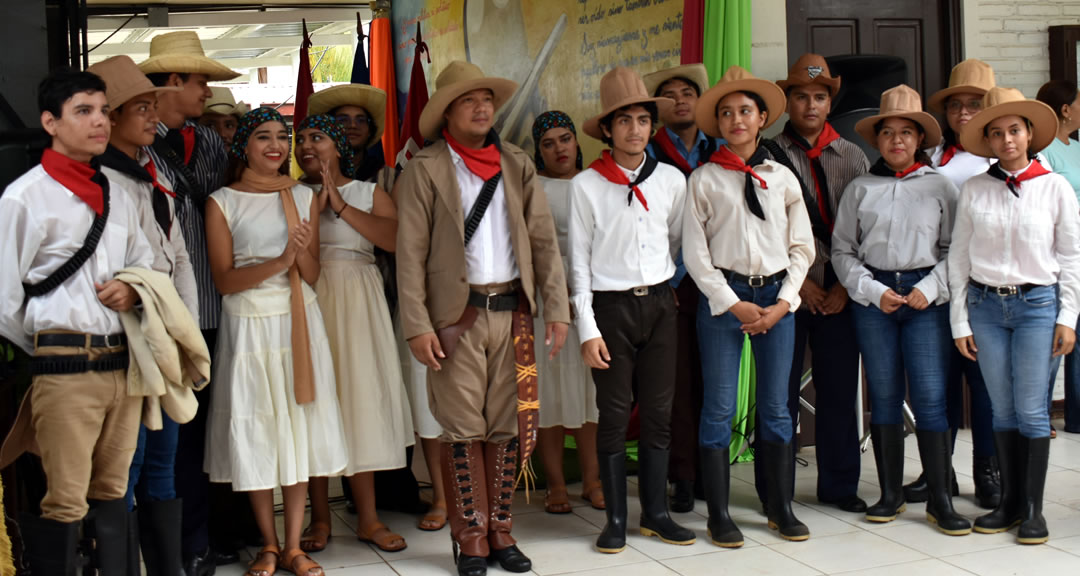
[40,148,104,215]
[784,122,840,230]
[895,162,925,179]
[988,159,1052,197]
[652,128,694,174]
[709,146,769,190]
[870,158,925,179]
[144,156,176,198]
[588,150,650,211]
[181,125,195,165]
[443,128,501,181]
[939,142,963,167]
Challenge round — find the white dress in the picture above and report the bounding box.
[204,184,347,490]
[537,176,598,428]
[310,180,415,474]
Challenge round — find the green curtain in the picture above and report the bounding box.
[703,0,752,84]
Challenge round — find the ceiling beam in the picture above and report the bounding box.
[88,33,354,56]
[87,8,368,30]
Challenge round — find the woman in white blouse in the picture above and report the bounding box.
[832,85,968,535]
[950,87,1080,545]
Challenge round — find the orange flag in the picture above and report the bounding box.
[369,11,399,164]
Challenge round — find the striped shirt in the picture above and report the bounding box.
[772,132,869,287]
[146,121,227,330]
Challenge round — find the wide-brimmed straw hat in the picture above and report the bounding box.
[959,86,1058,158]
[418,61,517,140]
[776,53,841,94]
[308,84,387,147]
[695,65,786,138]
[927,59,996,114]
[88,55,181,110]
[138,31,240,82]
[643,63,710,97]
[583,67,674,140]
[854,84,942,148]
[203,86,249,117]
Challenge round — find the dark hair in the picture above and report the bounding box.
[598,102,658,147]
[713,90,770,138]
[1037,80,1078,120]
[330,104,378,149]
[873,118,933,166]
[654,76,702,98]
[37,68,106,117]
[982,116,1036,159]
[145,72,190,88]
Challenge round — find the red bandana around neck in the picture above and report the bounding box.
[990,159,1051,197]
[443,128,502,181]
[785,122,840,229]
[143,156,176,198]
[939,142,964,167]
[588,150,650,210]
[40,148,104,215]
[181,125,195,165]
[652,128,694,174]
[895,162,925,179]
[709,145,769,190]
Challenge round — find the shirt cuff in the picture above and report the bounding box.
[951,322,973,339]
[778,281,801,313]
[1057,307,1079,331]
[865,281,890,310]
[914,277,939,304]
[707,285,741,316]
[578,312,602,344]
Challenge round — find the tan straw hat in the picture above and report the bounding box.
[643,63,710,97]
[927,59,996,114]
[88,55,181,110]
[854,84,942,148]
[777,53,841,94]
[583,67,674,140]
[203,86,249,117]
[418,61,517,140]
[138,31,240,82]
[959,86,1058,158]
[308,84,387,147]
[695,65,786,138]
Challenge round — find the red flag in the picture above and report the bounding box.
[369,11,399,165]
[682,0,705,64]
[397,23,429,171]
[293,20,314,127]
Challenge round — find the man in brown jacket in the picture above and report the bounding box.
[396,61,570,576]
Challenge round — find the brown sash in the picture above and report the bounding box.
[512,297,539,466]
[280,187,316,405]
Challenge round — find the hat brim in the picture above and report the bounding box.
[927,85,990,114]
[694,78,787,139]
[308,85,388,148]
[582,96,675,140]
[855,111,943,150]
[776,74,842,95]
[138,55,240,82]
[643,64,710,97]
[419,78,518,141]
[959,100,1058,158]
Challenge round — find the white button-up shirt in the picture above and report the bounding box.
[449,147,519,285]
[569,155,686,342]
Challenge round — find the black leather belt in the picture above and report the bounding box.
[865,265,934,277]
[597,281,669,297]
[36,332,127,349]
[467,290,520,312]
[969,279,1044,296]
[722,269,787,288]
[30,352,129,375]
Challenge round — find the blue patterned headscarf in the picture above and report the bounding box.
[231,107,291,161]
[297,114,356,179]
[531,110,583,171]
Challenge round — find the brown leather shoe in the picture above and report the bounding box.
[485,438,530,572]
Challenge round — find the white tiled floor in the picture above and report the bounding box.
[219,421,1080,576]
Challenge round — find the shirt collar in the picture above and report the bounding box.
[664,126,709,154]
[618,153,647,181]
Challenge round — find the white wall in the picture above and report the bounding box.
[751,0,789,82]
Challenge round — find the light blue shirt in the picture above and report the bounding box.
[1042,136,1080,199]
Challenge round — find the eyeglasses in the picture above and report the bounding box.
[334,114,371,128]
[946,99,983,114]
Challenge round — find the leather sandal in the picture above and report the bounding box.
[356,521,407,552]
[418,503,447,531]
[544,487,573,514]
[581,481,606,510]
[279,548,322,576]
[247,545,281,576]
[299,521,331,553]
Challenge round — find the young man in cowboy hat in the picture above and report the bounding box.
[138,29,241,574]
[0,67,154,575]
[569,66,694,553]
[198,86,249,147]
[640,63,721,513]
[309,84,388,183]
[759,53,869,515]
[396,60,570,576]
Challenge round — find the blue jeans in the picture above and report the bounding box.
[851,269,950,432]
[698,282,795,450]
[1046,316,1080,433]
[125,411,179,510]
[968,284,1057,438]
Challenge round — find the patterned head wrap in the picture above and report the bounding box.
[531,110,583,171]
[231,107,291,161]
[297,114,356,179]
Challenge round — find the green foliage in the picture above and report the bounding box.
[310,45,356,84]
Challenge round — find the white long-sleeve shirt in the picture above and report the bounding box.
[948,165,1080,338]
[0,164,154,353]
[568,156,686,343]
[449,146,519,284]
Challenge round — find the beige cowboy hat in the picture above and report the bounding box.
[643,63,710,97]
[583,67,674,140]
[927,59,996,114]
[88,55,181,110]
[695,65,787,138]
[203,86,250,117]
[138,31,240,82]
[307,84,387,148]
[854,84,942,148]
[418,61,517,141]
[959,86,1058,158]
[777,53,841,94]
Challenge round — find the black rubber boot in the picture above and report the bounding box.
[1017,436,1050,545]
[973,455,1002,510]
[23,514,82,576]
[595,451,628,554]
[976,430,1022,534]
[638,447,696,545]
[140,499,185,576]
[128,510,141,576]
[867,424,907,522]
[902,472,928,503]
[916,430,972,535]
[762,441,809,541]
[670,479,695,513]
[88,499,131,575]
[701,446,743,548]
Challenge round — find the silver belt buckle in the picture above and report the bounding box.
[996,286,1018,296]
[748,275,766,288]
[632,286,649,297]
[486,292,499,310]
